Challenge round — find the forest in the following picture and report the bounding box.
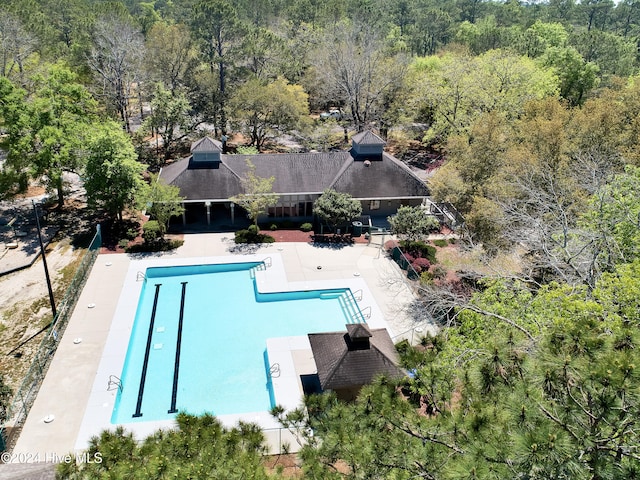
[1,0,640,478]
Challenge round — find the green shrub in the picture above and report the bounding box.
[270,223,278,231]
[142,220,162,242]
[126,239,183,253]
[449,237,457,244]
[433,239,448,248]
[420,270,434,285]
[118,239,129,249]
[235,228,275,244]
[126,227,140,240]
[300,223,313,232]
[400,240,437,264]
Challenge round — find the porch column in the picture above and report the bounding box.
[182,202,186,226]
[205,201,211,225]
[230,202,235,224]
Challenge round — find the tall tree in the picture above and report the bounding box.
[0,77,29,196]
[84,121,145,221]
[313,22,407,132]
[0,13,36,82]
[2,65,97,208]
[228,76,309,151]
[408,50,557,144]
[88,16,145,131]
[144,22,196,93]
[191,0,245,133]
[143,83,195,161]
[541,46,599,106]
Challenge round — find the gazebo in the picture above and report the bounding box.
[308,323,405,401]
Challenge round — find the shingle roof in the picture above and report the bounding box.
[159,135,430,201]
[159,157,242,201]
[191,136,222,153]
[352,130,387,146]
[308,324,405,391]
[224,152,351,194]
[331,153,429,198]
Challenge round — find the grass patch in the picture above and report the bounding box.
[432,239,448,248]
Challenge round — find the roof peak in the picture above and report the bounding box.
[351,130,386,146]
[191,136,222,153]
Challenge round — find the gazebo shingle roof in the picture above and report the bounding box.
[308,324,404,391]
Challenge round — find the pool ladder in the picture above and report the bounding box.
[136,271,146,281]
[108,375,123,392]
[269,363,280,378]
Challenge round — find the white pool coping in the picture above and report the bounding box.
[74,253,391,452]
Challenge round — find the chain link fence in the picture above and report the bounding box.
[0,226,102,452]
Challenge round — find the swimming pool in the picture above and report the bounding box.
[111,262,365,423]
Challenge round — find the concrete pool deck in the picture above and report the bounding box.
[11,234,434,458]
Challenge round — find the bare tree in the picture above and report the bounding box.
[0,14,35,82]
[498,149,624,289]
[313,22,406,132]
[88,16,145,131]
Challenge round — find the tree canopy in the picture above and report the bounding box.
[313,189,362,233]
[230,159,279,226]
[84,121,145,221]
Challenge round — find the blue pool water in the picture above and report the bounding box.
[111,262,363,424]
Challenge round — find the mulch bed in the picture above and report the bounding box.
[99,227,369,254]
[261,229,370,244]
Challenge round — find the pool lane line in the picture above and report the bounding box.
[133,283,162,418]
[168,281,187,414]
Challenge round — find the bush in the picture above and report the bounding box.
[126,227,140,240]
[142,220,162,242]
[400,240,437,264]
[420,270,434,285]
[300,223,313,232]
[235,228,275,244]
[431,265,447,280]
[270,223,278,231]
[118,239,129,249]
[433,239,448,248]
[126,238,184,253]
[411,257,431,274]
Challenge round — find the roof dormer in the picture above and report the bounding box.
[190,137,222,166]
[350,131,386,161]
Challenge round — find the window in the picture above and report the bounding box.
[369,200,380,210]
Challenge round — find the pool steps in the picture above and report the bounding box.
[337,290,370,324]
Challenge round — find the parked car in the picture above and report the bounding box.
[320,109,343,121]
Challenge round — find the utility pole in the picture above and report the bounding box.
[32,200,57,319]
